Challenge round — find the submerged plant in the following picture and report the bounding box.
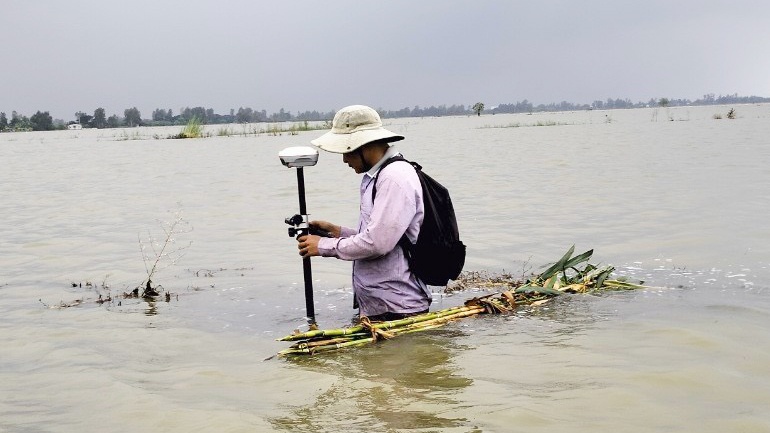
[137,210,192,297]
[480,120,567,129]
[217,126,234,136]
[117,129,144,141]
[172,117,206,139]
[267,123,282,136]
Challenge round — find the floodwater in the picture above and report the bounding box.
[2,104,769,432]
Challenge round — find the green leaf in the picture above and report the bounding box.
[538,246,594,281]
[538,245,576,280]
[561,249,594,272]
[594,268,614,289]
[515,284,563,296]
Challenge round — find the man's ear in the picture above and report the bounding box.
[361,140,389,162]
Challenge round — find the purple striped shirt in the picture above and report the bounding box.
[317,150,429,317]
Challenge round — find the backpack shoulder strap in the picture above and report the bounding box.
[371,154,414,202]
[371,155,422,252]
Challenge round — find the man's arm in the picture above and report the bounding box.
[313,174,417,261]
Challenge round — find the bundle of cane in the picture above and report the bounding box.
[277,246,648,356]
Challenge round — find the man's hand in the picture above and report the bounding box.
[309,220,341,238]
[297,234,321,257]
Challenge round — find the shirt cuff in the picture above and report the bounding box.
[317,237,338,257]
[318,226,356,257]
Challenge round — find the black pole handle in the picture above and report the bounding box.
[296,168,316,327]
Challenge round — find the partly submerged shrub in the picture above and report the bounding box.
[171,117,206,139]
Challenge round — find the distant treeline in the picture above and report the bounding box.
[495,93,770,113]
[2,93,768,132]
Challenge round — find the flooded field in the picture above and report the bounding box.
[2,104,769,432]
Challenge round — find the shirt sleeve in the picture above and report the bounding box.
[317,173,416,261]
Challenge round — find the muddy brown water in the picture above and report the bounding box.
[2,104,769,432]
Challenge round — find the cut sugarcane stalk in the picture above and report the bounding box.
[276,246,652,356]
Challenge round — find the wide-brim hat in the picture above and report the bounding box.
[311,105,404,154]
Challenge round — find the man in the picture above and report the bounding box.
[296,105,430,321]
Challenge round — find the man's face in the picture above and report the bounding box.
[342,150,366,174]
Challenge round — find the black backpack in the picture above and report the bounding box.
[373,155,466,286]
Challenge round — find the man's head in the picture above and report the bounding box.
[311,105,403,154]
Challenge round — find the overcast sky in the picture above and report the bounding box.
[2,0,769,120]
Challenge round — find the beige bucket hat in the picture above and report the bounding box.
[311,105,404,154]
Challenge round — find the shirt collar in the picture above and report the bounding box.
[365,146,400,178]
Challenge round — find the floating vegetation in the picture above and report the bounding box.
[106,119,331,141]
[116,129,145,141]
[714,108,736,120]
[209,121,330,138]
[217,126,235,136]
[266,121,329,136]
[277,246,648,356]
[39,277,177,310]
[41,265,257,310]
[479,120,569,129]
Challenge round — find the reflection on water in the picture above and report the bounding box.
[268,295,620,432]
[144,299,159,316]
[270,333,473,432]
